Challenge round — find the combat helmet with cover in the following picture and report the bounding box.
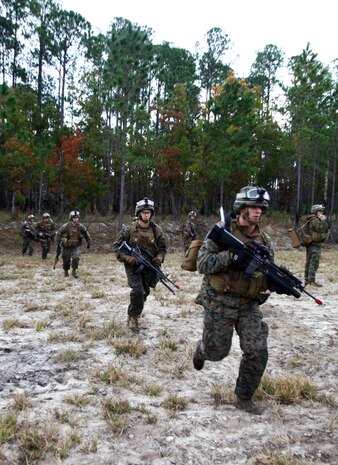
[135,197,155,217]
[69,210,80,220]
[233,186,270,214]
[311,204,324,214]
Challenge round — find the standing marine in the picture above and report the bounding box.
[181,211,197,252]
[112,197,167,331]
[55,211,91,278]
[35,213,56,259]
[304,204,329,287]
[21,215,37,256]
[193,186,273,415]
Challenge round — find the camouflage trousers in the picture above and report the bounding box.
[62,246,81,271]
[40,239,52,259]
[22,237,35,256]
[198,293,269,400]
[125,264,159,317]
[305,244,321,283]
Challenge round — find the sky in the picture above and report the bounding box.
[61,0,337,77]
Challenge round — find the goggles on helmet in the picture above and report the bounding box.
[241,187,270,202]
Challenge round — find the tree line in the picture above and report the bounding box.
[0,0,337,227]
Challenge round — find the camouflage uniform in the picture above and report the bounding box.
[195,218,271,401]
[55,221,91,275]
[21,219,36,256]
[304,214,329,284]
[182,218,196,252]
[113,221,167,318]
[36,218,56,259]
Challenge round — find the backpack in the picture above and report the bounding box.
[181,213,234,272]
[288,218,312,248]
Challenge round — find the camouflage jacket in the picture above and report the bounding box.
[181,219,196,240]
[306,215,329,244]
[113,220,167,262]
[196,218,272,303]
[36,220,56,240]
[55,222,91,248]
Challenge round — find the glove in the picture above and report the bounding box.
[152,256,162,266]
[230,248,251,270]
[125,255,138,266]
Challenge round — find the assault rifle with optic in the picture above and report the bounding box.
[207,208,323,305]
[118,242,180,295]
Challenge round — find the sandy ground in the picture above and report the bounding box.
[0,238,337,465]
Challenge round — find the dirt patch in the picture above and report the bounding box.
[0,224,337,465]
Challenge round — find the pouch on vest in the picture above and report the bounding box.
[181,239,203,272]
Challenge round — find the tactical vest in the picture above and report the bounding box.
[129,221,160,255]
[209,221,270,299]
[61,223,84,248]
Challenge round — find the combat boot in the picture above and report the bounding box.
[72,269,78,279]
[64,270,69,277]
[127,315,139,332]
[193,340,205,370]
[235,397,265,415]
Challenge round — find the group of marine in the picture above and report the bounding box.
[20,186,330,415]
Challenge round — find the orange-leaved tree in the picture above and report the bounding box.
[48,130,97,209]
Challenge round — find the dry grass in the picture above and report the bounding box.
[0,413,18,444]
[256,374,318,404]
[93,363,141,388]
[163,393,188,412]
[3,319,30,331]
[109,337,147,358]
[103,397,132,433]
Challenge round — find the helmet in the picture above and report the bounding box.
[27,215,35,221]
[311,204,324,214]
[188,211,197,217]
[135,197,155,217]
[233,186,270,214]
[42,213,51,219]
[69,210,80,220]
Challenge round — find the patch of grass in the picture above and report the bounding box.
[159,338,179,351]
[163,394,187,412]
[55,349,86,365]
[79,436,98,454]
[48,331,83,343]
[0,413,18,444]
[256,374,318,404]
[51,283,67,292]
[103,397,132,433]
[17,421,80,462]
[210,383,236,406]
[109,338,147,358]
[11,393,32,412]
[64,393,90,408]
[91,290,106,299]
[251,454,315,465]
[35,320,51,332]
[84,320,127,340]
[143,383,163,397]
[94,364,141,388]
[3,319,30,331]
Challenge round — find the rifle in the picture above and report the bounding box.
[23,226,38,241]
[53,241,62,270]
[206,208,323,305]
[118,241,180,295]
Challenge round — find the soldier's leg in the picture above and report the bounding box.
[193,302,235,370]
[28,238,35,256]
[125,266,144,317]
[234,303,268,400]
[41,245,48,259]
[71,247,81,278]
[308,245,321,283]
[22,237,29,255]
[304,246,311,283]
[62,248,72,276]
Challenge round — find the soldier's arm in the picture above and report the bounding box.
[197,238,231,275]
[155,228,167,262]
[112,226,131,260]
